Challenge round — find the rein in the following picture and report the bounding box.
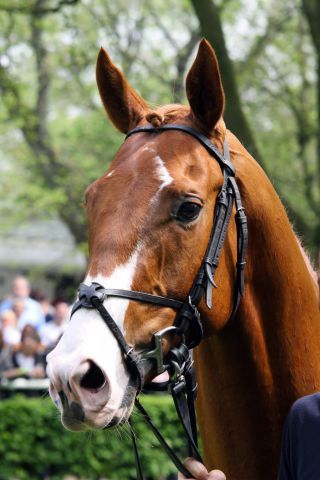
[71,124,248,479]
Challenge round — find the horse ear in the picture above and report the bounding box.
[186,39,225,132]
[96,48,148,133]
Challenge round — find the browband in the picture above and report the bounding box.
[126,124,236,176]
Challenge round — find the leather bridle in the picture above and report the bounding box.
[71,124,248,478]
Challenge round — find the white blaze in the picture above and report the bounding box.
[154,155,173,191]
[85,247,140,334]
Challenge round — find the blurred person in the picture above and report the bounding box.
[0,310,20,347]
[21,324,39,339]
[0,326,45,380]
[38,300,69,348]
[31,290,54,323]
[12,298,27,331]
[0,276,44,329]
[0,329,14,372]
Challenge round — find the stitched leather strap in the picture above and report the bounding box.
[228,176,248,321]
[202,175,234,309]
[126,124,236,176]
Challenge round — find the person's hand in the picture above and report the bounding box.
[178,458,226,480]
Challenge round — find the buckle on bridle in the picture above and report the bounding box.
[141,326,185,375]
[167,343,192,383]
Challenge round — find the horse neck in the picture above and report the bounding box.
[236,146,319,344]
[194,135,320,479]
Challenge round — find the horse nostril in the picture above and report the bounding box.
[80,360,106,391]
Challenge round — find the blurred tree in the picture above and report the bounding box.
[0,0,199,247]
[301,0,320,245]
[0,0,319,256]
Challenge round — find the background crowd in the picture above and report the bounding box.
[0,275,70,382]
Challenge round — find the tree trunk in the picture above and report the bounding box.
[301,0,320,191]
[189,0,265,168]
[301,0,320,246]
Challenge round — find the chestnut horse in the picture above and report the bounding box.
[46,40,320,480]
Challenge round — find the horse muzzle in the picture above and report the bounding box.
[48,357,135,431]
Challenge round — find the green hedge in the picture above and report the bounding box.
[0,394,190,480]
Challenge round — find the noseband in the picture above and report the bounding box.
[71,124,248,478]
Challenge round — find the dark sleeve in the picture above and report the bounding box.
[279,393,320,480]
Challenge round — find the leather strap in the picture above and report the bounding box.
[71,283,183,316]
[134,398,194,479]
[202,176,234,309]
[126,124,236,176]
[180,139,246,339]
[171,380,202,461]
[228,176,248,321]
[132,344,202,478]
[91,298,144,391]
[129,419,144,480]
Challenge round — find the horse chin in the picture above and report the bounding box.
[103,406,132,430]
[61,405,133,432]
[58,380,137,432]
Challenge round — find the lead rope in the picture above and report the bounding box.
[134,398,194,479]
[171,368,201,460]
[130,351,202,479]
[129,418,144,480]
[91,295,199,478]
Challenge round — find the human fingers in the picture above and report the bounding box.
[208,469,226,480]
[177,457,209,479]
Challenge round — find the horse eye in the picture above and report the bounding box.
[175,202,202,222]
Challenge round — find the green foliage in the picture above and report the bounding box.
[0,394,190,479]
[0,0,198,245]
[0,0,320,256]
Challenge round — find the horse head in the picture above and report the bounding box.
[46,40,238,431]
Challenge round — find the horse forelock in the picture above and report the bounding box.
[140,104,226,144]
